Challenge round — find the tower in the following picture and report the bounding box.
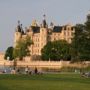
[31,20,38,27]
[14,21,22,47]
[42,14,48,28]
[39,15,48,54]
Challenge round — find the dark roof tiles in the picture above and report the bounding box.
[53,26,62,33]
[31,26,40,33]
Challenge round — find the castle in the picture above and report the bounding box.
[14,15,75,59]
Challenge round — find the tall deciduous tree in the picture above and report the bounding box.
[85,13,90,33]
[41,40,71,61]
[71,24,85,61]
[13,35,33,60]
[71,13,90,61]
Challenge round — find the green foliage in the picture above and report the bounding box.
[13,35,33,60]
[71,14,90,61]
[85,14,90,32]
[4,46,14,60]
[41,40,71,61]
[71,24,85,61]
[42,13,90,61]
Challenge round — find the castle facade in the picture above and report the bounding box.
[14,17,75,58]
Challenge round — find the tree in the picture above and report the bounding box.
[4,46,14,60]
[82,13,90,60]
[71,18,90,61]
[85,13,90,33]
[41,40,71,61]
[13,35,33,60]
[71,24,85,61]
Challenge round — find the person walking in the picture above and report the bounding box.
[25,66,29,74]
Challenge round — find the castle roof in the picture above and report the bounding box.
[53,26,62,33]
[31,26,40,33]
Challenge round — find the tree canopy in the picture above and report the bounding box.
[4,46,14,61]
[42,14,90,61]
[71,14,90,61]
[13,35,33,60]
[41,40,71,61]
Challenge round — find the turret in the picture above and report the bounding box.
[14,21,22,47]
[31,20,38,27]
[50,22,54,29]
[42,14,48,28]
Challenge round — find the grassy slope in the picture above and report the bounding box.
[0,74,90,90]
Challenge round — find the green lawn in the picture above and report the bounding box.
[0,73,90,90]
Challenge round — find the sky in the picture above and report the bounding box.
[0,0,90,52]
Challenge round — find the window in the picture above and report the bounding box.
[70,32,73,36]
[54,38,56,40]
[64,31,66,36]
[67,31,69,36]
[68,27,70,30]
[38,49,39,53]
[38,38,39,42]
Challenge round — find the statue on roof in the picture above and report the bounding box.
[31,20,38,26]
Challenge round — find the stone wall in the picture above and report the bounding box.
[0,53,4,61]
[0,53,90,69]
[0,59,90,69]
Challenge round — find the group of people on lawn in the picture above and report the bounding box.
[81,72,90,78]
[2,66,39,74]
[24,66,38,74]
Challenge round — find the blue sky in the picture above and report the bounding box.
[0,0,90,52]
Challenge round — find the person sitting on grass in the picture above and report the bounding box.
[81,72,90,78]
[16,68,20,74]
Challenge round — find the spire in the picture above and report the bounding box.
[16,20,21,32]
[43,14,46,20]
[18,20,20,25]
[50,22,54,26]
[42,14,47,28]
[16,20,24,33]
